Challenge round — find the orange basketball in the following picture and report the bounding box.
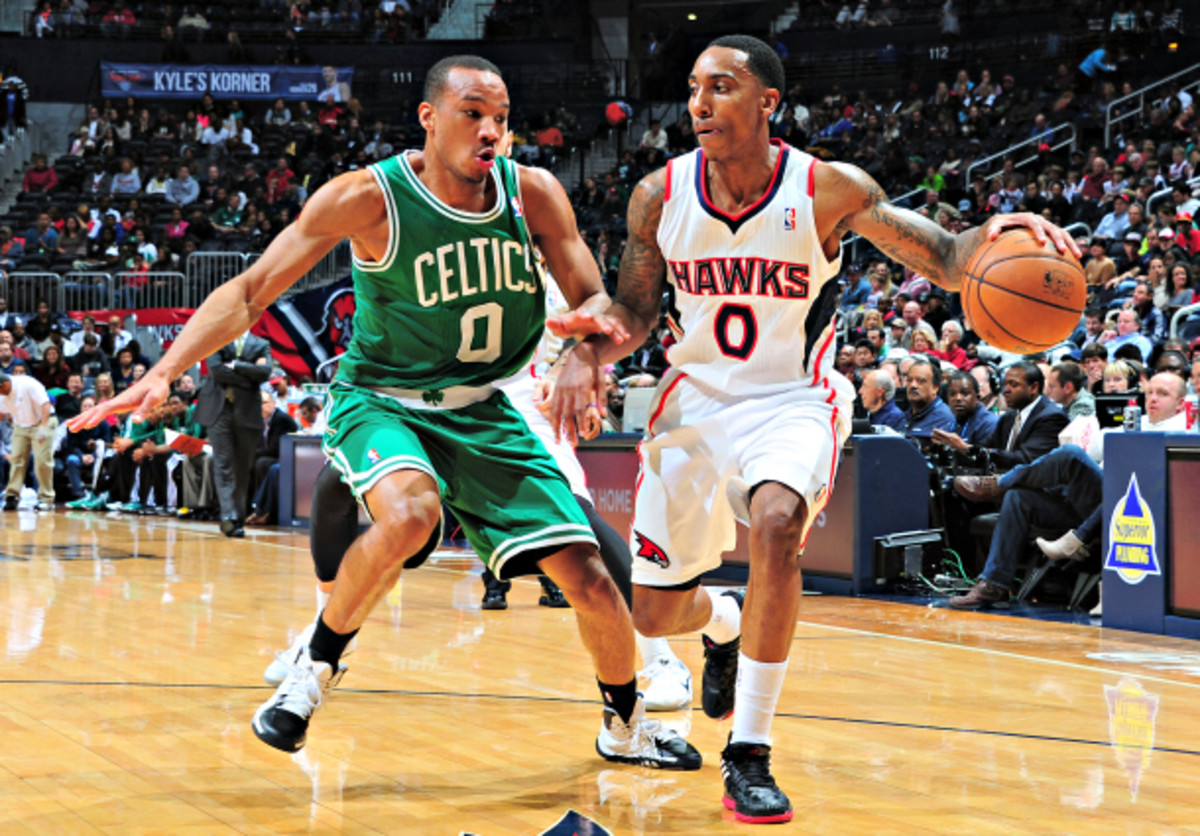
[960,228,1086,354]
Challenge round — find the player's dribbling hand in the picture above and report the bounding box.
[984,213,1083,259]
[67,371,171,432]
[545,310,630,344]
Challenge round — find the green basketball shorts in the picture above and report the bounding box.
[322,382,596,578]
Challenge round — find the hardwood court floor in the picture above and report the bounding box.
[2,511,1200,834]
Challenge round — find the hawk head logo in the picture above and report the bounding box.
[320,287,356,351]
[634,531,670,568]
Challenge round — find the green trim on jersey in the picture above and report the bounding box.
[335,153,544,390]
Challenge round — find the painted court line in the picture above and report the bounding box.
[802,618,1200,691]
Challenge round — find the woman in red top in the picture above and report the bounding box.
[21,155,58,193]
[35,345,71,392]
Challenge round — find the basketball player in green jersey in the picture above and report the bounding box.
[69,55,701,770]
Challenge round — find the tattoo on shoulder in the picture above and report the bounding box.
[616,174,667,322]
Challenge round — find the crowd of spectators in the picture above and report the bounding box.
[30,0,443,44]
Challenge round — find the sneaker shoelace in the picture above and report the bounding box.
[728,748,775,789]
[275,661,326,719]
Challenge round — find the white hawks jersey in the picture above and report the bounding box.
[657,139,844,396]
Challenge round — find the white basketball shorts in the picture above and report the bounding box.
[630,367,853,587]
[500,371,590,498]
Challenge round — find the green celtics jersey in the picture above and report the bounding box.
[334,153,544,391]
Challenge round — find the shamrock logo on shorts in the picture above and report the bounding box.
[422,389,445,405]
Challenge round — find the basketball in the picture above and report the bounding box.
[960,228,1086,354]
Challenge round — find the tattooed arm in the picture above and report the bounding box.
[546,168,668,442]
[813,163,1081,293]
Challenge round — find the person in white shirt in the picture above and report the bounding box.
[0,371,57,510]
[107,315,133,352]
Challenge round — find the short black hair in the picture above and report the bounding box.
[1008,360,1043,393]
[423,55,503,103]
[948,370,979,395]
[1081,341,1108,362]
[1084,306,1102,319]
[707,35,785,93]
[854,338,878,355]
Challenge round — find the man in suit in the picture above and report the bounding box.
[192,332,271,537]
[934,361,1068,470]
[248,388,298,518]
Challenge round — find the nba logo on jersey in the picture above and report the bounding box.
[783,207,796,231]
[510,196,523,217]
[367,448,381,464]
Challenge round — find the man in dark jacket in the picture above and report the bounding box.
[192,333,271,537]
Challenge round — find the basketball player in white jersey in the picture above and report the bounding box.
[547,35,1080,823]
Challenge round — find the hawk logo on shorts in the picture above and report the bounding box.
[367,448,381,465]
[634,531,670,568]
[783,207,796,231]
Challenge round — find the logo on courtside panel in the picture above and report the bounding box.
[367,448,381,465]
[783,207,796,231]
[1104,474,1160,585]
[510,196,523,218]
[634,531,670,568]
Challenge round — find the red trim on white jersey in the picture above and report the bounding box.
[809,328,837,386]
[664,159,673,203]
[698,140,787,223]
[807,160,817,198]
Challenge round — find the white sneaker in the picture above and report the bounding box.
[252,644,345,752]
[595,695,702,770]
[639,656,693,712]
[264,619,357,685]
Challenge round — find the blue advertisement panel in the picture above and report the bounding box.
[100,63,355,101]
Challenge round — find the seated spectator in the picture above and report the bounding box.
[1168,264,1195,306]
[100,3,136,39]
[1094,192,1133,240]
[1126,281,1167,344]
[1084,237,1117,289]
[24,211,59,256]
[1099,309,1153,361]
[33,345,70,392]
[69,316,100,353]
[1102,358,1140,393]
[1080,342,1109,393]
[145,166,170,196]
[0,226,24,272]
[265,98,291,126]
[840,263,870,310]
[166,165,200,207]
[54,373,85,421]
[246,389,298,523]
[297,396,325,434]
[109,158,141,195]
[853,338,879,371]
[59,394,112,504]
[10,321,40,363]
[902,356,956,436]
[944,371,999,446]
[934,361,1068,469]
[70,333,110,379]
[949,371,1187,609]
[21,155,58,194]
[908,323,938,356]
[860,368,905,432]
[1045,360,1096,420]
[929,319,969,369]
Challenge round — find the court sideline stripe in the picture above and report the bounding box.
[3,679,1199,759]
[802,619,1200,691]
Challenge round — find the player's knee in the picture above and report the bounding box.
[552,548,620,612]
[754,500,808,557]
[370,492,440,564]
[631,595,676,636]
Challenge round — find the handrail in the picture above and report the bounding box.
[1147,174,1200,218]
[1063,221,1092,241]
[1105,62,1200,149]
[965,123,1077,185]
[1170,302,1200,339]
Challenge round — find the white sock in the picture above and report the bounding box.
[730,653,789,746]
[635,632,674,667]
[701,587,741,645]
[316,585,331,619]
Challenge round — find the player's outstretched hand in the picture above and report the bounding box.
[545,310,630,344]
[534,376,602,440]
[67,370,171,432]
[547,343,604,446]
[985,212,1083,259]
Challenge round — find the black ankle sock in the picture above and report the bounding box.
[309,613,358,667]
[598,678,639,724]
